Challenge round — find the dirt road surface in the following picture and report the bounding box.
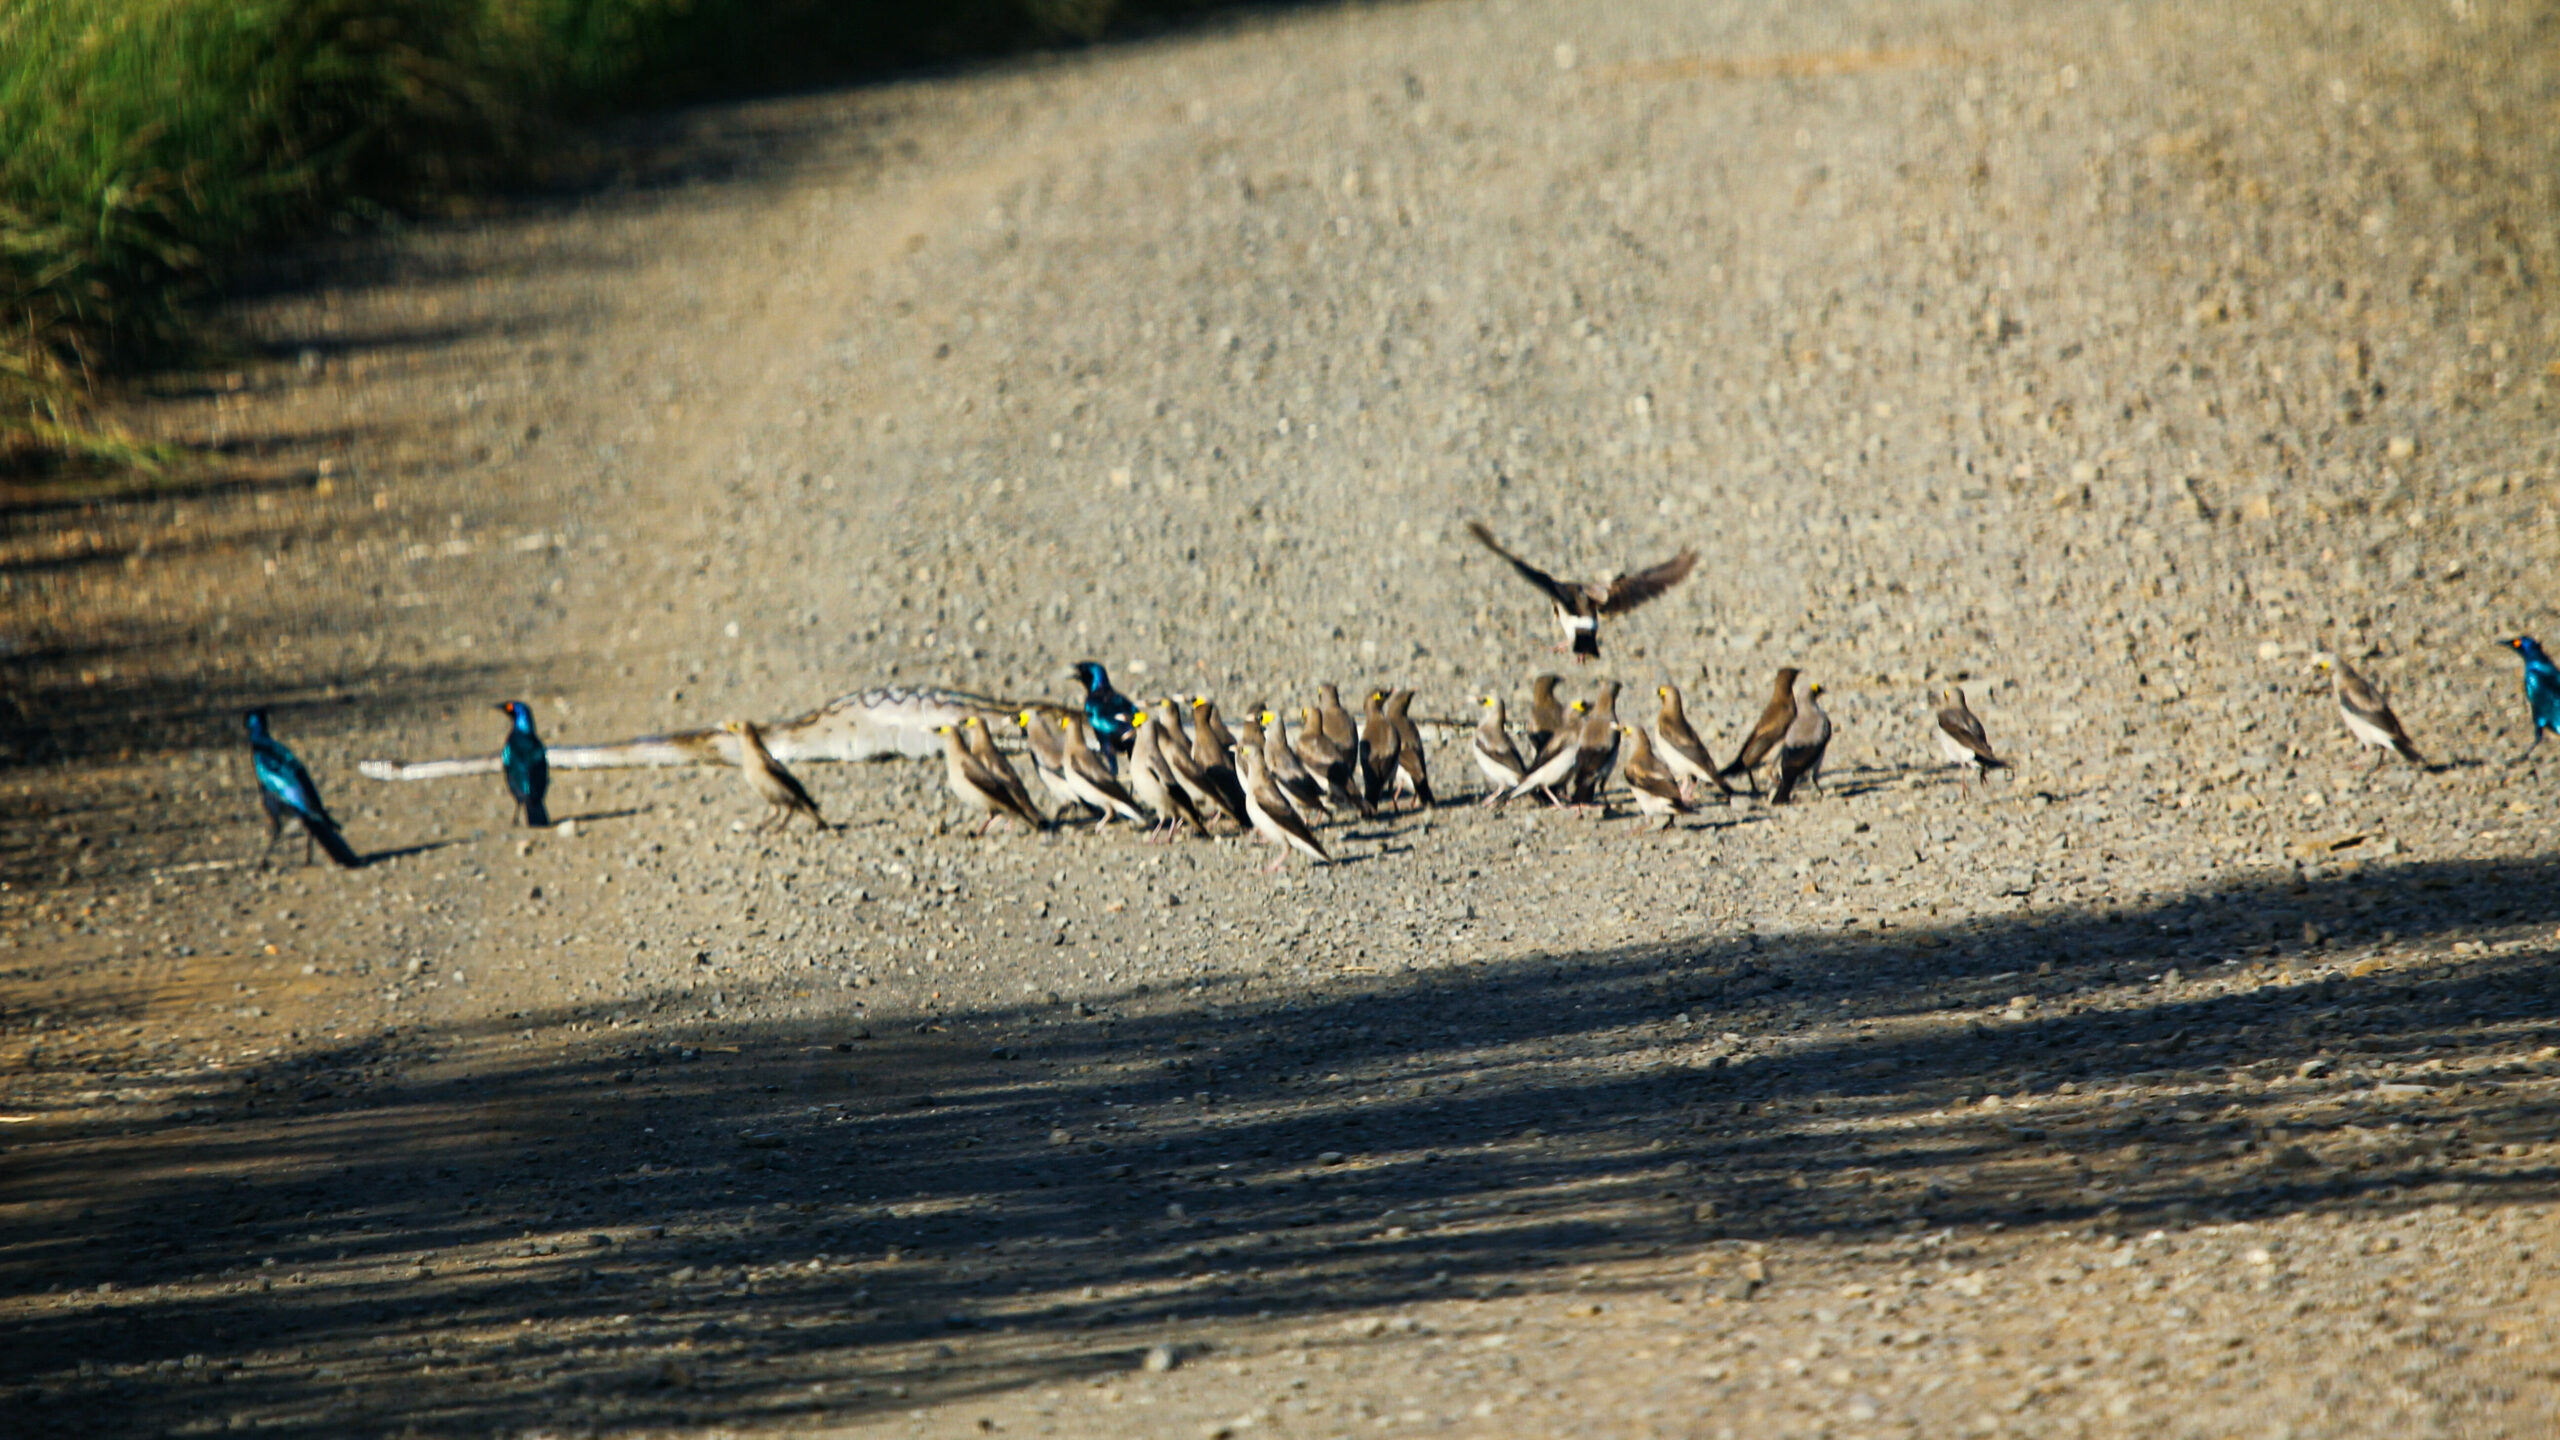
[8,1,2560,1436]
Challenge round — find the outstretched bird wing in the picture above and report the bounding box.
[1596,547,1698,614]
[1465,522,1580,609]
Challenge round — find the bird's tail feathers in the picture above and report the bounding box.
[304,815,362,868]
[524,795,552,827]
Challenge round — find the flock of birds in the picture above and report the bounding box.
[238,521,2560,873]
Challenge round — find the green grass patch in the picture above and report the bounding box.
[0,0,1218,477]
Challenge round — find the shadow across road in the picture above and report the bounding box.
[3,849,2555,1434]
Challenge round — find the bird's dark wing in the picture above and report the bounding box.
[2333,668,2405,732]
[1936,705,2000,762]
[1597,548,1698,614]
[1466,522,1577,608]
[254,739,331,822]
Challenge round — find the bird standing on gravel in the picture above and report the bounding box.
[1061,715,1147,824]
[1259,709,1330,814]
[1651,684,1730,801]
[1360,690,1404,814]
[1067,661,1138,757]
[2504,636,2560,758]
[962,715,1045,823]
[1720,666,1801,794]
[1316,684,1371,817]
[1505,703,1584,807]
[1233,717,1329,871]
[245,709,360,869]
[1387,689,1435,809]
[1188,699,1255,828]
[722,719,830,831]
[1933,686,2009,792]
[1566,681,1624,806]
[935,723,1041,836]
[1128,711,1206,841]
[1769,681,1831,805]
[1464,521,1698,662]
[1018,708,1086,817]
[1620,723,1691,830]
[1293,701,1358,813]
[1153,703,1238,830]
[495,700,551,827]
[1472,696,1527,803]
[1525,674,1565,756]
[2315,657,2424,771]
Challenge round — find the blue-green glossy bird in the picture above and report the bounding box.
[496,700,550,826]
[2506,636,2560,757]
[1067,660,1137,757]
[245,709,360,868]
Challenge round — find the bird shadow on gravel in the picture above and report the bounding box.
[7,851,2559,1434]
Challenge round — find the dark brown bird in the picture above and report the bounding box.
[1259,708,1330,813]
[1719,666,1802,794]
[1059,714,1147,824]
[1294,702,1359,813]
[1769,681,1831,805]
[1466,521,1698,661]
[1316,683,1372,818]
[1652,684,1731,801]
[1188,698,1254,826]
[1360,690,1403,813]
[961,714,1045,826]
[1234,719,1330,871]
[1472,696,1527,804]
[936,722,1042,836]
[1386,689,1434,809]
[1933,685,2010,792]
[1190,696,1239,759]
[1620,723,1691,830]
[1156,699,1247,830]
[1566,681,1623,806]
[1128,710,1207,841]
[1524,674,1566,757]
[1515,697,1587,804]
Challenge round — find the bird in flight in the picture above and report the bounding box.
[1465,520,1697,661]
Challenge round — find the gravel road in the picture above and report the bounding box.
[8,1,2560,1436]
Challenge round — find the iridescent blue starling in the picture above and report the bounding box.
[495,700,550,826]
[2507,636,2560,756]
[244,709,359,868]
[1067,660,1137,756]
